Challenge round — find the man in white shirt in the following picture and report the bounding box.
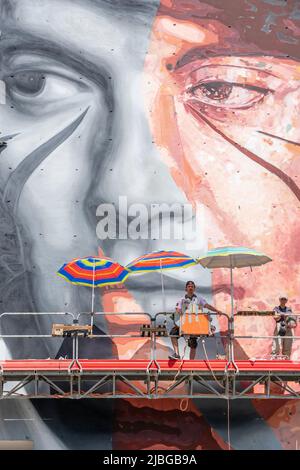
[169,280,222,360]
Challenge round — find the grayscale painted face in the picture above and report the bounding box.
[0,2,212,449]
[0,0,209,358]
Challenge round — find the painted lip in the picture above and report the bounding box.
[113,399,222,450]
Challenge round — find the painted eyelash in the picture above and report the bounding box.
[187,80,272,96]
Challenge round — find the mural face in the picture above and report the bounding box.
[0,0,300,451]
[145,0,300,360]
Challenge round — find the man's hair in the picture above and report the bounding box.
[186,281,196,288]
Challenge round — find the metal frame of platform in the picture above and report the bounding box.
[1,359,300,400]
[1,312,300,400]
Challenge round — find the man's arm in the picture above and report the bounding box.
[286,308,297,327]
[204,303,222,315]
[176,298,183,313]
[175,299,184,320]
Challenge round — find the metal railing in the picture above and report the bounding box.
[233,312,300,361]
[0,311,299,364]
[0,311,232,368]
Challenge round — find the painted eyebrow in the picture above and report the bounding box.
[0,30,109,88]
[175,49,297,70]
[184,63,280,82]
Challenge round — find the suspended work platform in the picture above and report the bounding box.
[1,358,300,400]
[1,311,300,400]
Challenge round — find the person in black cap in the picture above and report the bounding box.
[271,295,297,359]
[169,280,222,360]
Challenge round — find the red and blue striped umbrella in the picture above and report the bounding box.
[58,256,129,288]
[57,256,130,314]
[126,250,197,312]
[126,250,197,273]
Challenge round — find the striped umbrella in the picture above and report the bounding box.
[127,250,196,272]
[126,250,197,311]
[197,246,272,318]
[57,256,130,314]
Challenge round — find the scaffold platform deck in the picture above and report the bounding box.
[1,359,300,400]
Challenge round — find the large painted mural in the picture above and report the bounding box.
[0,0,300,450]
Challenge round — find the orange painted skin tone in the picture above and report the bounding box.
[143,0,300,362]
[133,0,300,449]
[104,0,300,449]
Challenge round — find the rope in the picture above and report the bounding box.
[174,341,188,382]
[201,336,232,449]
[149,341,189,395]
[180,398,189,412]
[176,341,189,412]
[167,336,227,410]
[201,338,226,390]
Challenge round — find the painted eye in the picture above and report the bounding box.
[196,82,233,101]
[6,71,46,96]
[4,69,87,107]
[189,80,269,110]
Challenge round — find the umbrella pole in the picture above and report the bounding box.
[91,262,95,329]
[230,266,234,320]
[229,264,235,364]
[160,258,166,313]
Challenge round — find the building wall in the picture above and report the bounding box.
[0,0,299,450]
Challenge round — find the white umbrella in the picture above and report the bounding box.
[197,246,272,319]
[197,246,272,363]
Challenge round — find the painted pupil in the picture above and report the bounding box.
[7,72,45,95]
[199,82,233,101]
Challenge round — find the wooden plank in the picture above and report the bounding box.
[51,323,92,337]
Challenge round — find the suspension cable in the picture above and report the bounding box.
[227,397,231,450]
